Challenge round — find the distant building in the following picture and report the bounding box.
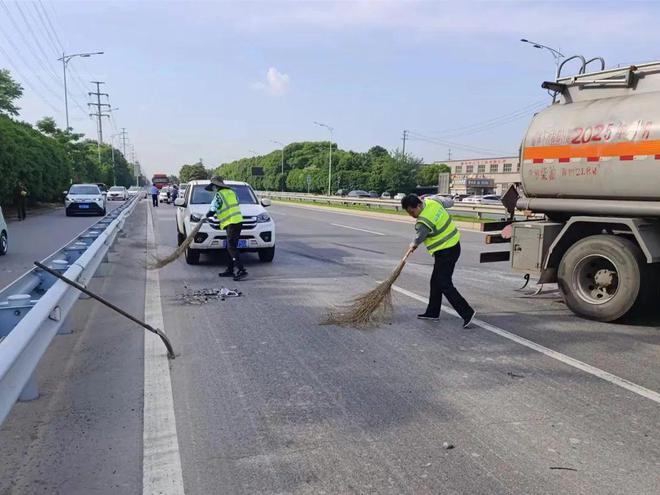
[438,156,521,196]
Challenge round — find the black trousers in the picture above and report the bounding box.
[225,223,243,271]
[426,243,473,320]
[151,194,158,207]
[17,198,26,220]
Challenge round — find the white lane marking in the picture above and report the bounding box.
[273,201,485,233]
[330,223,385,236]
[391,284,660,405]
[144,206,185,494]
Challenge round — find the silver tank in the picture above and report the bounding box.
[521,62,660,201]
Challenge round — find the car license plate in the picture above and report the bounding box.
[79,204,90,209]
[222,240,248,248]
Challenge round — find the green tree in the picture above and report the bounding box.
[418,163,450,186]
[0,68,22,116]
[179,162,210,182]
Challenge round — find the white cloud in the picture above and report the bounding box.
[252,67,291,95]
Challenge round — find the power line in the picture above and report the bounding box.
[0,42,62,115]
[407,131,514,157]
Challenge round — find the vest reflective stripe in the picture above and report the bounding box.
[417,199,460,254]
[214,189,243,229]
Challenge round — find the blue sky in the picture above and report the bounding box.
[2,0,660,178]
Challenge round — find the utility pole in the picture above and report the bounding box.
[402,130,408,155]
[88,81,110,164]
[57,51,103,131]
[314,121,334,196]
[271,140,285,191]
[448,148,452,161]
[120,128,128,157]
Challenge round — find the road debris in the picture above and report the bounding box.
[549,467,578,472]
[179,287,242,305]
[442,442,455,450]
[507,372,525,379]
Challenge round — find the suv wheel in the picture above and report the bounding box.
[0,231,8,255]
[258,247,275,262]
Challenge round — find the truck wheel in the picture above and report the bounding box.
[258,247,275,262]
[558,235,646,322]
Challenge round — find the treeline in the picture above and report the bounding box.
[205,142,449,194]
[0,68,138,206]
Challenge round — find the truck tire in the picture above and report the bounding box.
[557,235,646,322]
[258,247,275,262]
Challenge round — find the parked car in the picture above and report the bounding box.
[127,186,144,198]
[107,186,128,201]
[0,206,8,255]
[480,194,502,205]
[452,194,469,202]
[367,190,379,198]
[174,179,276,265]
[380,192,392,199]
[347,190,370,198]
[178,182,189,200]
[393,192,406,201]
[461,195,484,204]
[65,184,107,216]
[158,187,171,204]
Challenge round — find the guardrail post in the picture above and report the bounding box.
[19,371,39,401]
[57,313,74,335]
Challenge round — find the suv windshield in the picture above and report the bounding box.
[70,185,100,195]
[190,184,258,205]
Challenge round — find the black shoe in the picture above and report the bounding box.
[463,310,476,329]
[417,313,439,321]
[218,269,234,277]
[233,268,248,281]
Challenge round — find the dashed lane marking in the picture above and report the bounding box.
[392,284,660,405]
[143,205,185,494]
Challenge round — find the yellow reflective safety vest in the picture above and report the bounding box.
[416,198,460,254]
[214,188,243,229]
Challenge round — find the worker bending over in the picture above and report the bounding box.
[206,176,248,281]
[402,194,475,328]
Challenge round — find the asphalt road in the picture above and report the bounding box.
[0,201,124,291]
[1,200,658,494]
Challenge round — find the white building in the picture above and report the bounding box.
[438,156,521,196]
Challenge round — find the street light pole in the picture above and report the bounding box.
[314,121,334,196]
[520,39,564,76]
[57,51,104,131]
[271,140,285,191]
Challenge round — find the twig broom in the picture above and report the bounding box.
[322,248,413,327]
[149,218,208,269]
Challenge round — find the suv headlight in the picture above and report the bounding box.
[256,213,271,223]
[190,213,201,222]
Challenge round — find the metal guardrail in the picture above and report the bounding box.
[0,196,140,425]
[257,191,514,221]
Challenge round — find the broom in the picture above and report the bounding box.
[322,247,414,327]
[149,218,208,269]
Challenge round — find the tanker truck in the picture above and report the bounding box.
[483,58,660,322]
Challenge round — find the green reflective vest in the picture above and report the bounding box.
[214,188,243,229]
[416,198,460,254]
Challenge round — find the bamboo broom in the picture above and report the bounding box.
[322,248,413,327]
[149,218,208,269]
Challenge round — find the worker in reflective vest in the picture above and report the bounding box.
[206,176,247,281]
[402,194,475,328]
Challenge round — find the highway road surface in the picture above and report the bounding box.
[1,199,659,494]
[0,201,124,291]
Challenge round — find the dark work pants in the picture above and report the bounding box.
[17,198,26,220]
[225,223,243,271]
[151,194,158,207]
[426,243,473,320]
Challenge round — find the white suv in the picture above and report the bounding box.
[175,180,276,265]
[64,184,107,216]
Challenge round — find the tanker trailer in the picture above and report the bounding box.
[483,59,660,322]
